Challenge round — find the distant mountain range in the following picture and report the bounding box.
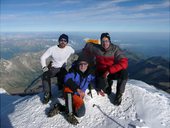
[0,51,78,94]
[0,34,85,59]
[126,50,170,93]
[0,50,169,94]
[0,51,42,93]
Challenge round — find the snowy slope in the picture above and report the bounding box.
[1,80,170,128]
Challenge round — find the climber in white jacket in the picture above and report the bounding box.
[40,34,75,104]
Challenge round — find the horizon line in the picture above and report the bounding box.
[1,31,169,33]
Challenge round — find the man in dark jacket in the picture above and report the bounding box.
[83,32,128,106]
[47,56,96,125]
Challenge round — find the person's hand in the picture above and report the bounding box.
[42,66,51,77]
[77,89,85,99]
[103,71,109,79]
[97,90,105,96]
[42,66,48,72]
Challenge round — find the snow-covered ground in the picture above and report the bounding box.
[1,80,170,128]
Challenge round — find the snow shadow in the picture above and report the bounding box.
[107,92,116,104]
[0,93,30,128]
[44,97,61,116]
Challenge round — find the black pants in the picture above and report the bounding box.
[96,69,128,94]
[42,67,67,94]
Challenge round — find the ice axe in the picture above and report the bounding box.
[24,61,53,93]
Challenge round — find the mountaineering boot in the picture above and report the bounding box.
[113,92,123,106]
[66,113,79,125]
[48,103,65,117]
[43,92,51,104]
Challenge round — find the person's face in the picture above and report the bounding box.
[79,61,88,73]
[101,37,110,50]
[59,38,67,48]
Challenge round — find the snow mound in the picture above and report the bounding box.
[0,88,7,94]
[1,80,170,128]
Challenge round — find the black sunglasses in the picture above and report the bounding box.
[60,39,67,42]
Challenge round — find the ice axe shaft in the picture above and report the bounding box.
[24,61,53,93]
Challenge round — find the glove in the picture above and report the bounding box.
[103,71,109,79]
[42,66,48,72]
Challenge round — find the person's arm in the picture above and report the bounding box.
[65,76,85,98]
[40,48,52,68]
[70,47,75,54]
[108,46,128,74]
[77,89,85,98]
[65,78,79,92]
[64,73,79,92]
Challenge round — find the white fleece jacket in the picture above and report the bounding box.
[40,45,75,68]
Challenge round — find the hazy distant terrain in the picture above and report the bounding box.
[1,32,169,59]
[127,50,170,93]
[0,32,86,59]
[0,32,169,94]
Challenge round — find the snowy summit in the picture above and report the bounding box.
[1,80,170,128]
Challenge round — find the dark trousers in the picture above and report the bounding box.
[42,67,67,94]
[96,69,128,94]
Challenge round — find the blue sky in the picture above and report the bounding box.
[1,0,170,32]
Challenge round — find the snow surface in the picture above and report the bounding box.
[1,80,170,128]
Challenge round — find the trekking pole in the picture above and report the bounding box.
[88,83,93,98]
[90,90,93,98]
[24,61,53,93]
[24,73,43,93]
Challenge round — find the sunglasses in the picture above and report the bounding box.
[79,63,88,66]
[102,40,110,43]
[60,39,67,43]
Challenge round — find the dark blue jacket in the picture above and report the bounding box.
[64,67,95,95]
